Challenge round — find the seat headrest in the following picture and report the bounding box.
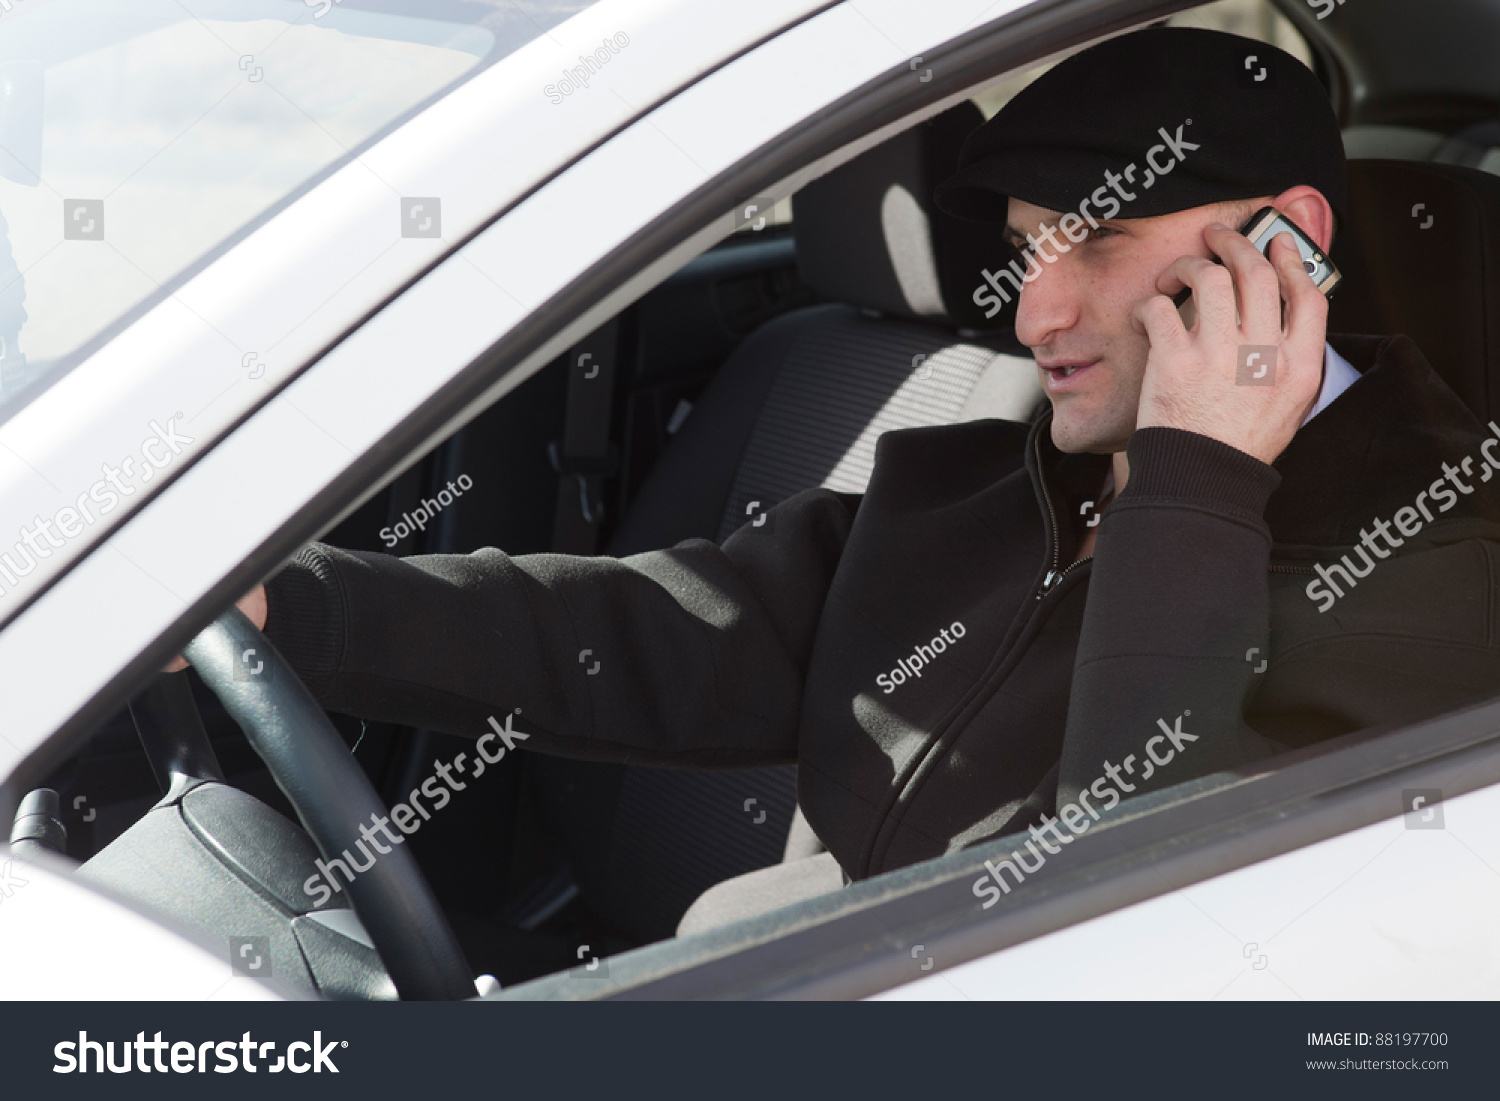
[794,102,1015,329]
[1330,159,1500,421]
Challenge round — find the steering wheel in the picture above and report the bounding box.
[183,607,474,1001]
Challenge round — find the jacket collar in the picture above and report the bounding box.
[1268,333,1500,548]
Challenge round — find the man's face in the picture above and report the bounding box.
[1006,196,1257,455]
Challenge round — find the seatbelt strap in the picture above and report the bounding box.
[549,319,620,554]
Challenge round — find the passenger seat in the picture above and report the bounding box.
[528,101,1039,946]
[1343,122,1500,177]
[1330,157,1500,420]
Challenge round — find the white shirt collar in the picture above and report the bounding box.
[1301,342,1360,427]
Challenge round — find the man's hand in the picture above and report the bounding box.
[162,585,267,672]
[1132,224,1328,464]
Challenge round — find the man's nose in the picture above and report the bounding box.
[1013,254,1078,349]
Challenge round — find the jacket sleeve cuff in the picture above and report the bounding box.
[1120,426,1282,515]
[262,544,347,687]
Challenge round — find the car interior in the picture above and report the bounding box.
[16,0,1500,996]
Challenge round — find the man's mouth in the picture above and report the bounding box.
[1038,360,1099,390]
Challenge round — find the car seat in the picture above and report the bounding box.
[527,101,1040,945]
[1330,158,1500,420]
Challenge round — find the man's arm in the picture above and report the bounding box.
[1058,222,1327,804]
[1057,427,1280,805]
[254,487,855,768]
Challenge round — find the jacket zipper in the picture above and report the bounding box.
[1035,440,1092,599]
[1037,558,1092,599]
[870,438,1313,875]
[867,434,1079,874]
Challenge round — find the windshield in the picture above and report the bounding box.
[0,0,592,411]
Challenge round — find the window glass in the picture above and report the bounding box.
[0,0,594,409]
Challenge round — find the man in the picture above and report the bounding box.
[211,28,1500,896]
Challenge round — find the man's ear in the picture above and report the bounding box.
[1270,186,1335,252]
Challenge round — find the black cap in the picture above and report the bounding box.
[933,27,1347,228]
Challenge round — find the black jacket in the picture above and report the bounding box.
[264,333,1500,880]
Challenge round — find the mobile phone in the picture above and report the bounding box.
[1174,206,1341,328]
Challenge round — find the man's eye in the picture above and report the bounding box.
[1089,226,1120,240]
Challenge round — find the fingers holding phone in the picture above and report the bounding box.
[1133,210,1333,465]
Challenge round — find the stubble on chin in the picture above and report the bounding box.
[1047,398,1137,456]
